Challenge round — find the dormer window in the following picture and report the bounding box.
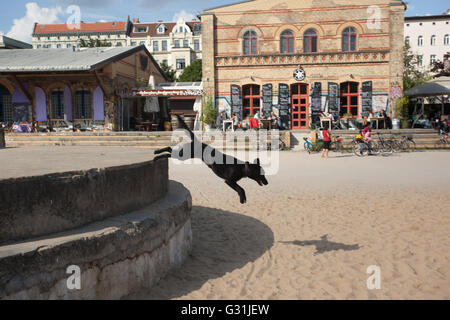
[134,26,148,33]
[157,24,166,34]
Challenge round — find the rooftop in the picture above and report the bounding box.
[33,21,128,35]
[0,35,32,49]
[0,46,146,73]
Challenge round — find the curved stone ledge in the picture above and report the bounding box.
[0,181,192,300]
[0,158,168,244]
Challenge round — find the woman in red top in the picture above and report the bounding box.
[322,126,331,159]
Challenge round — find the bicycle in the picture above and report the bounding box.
[330,136,345,153]
[435,132,449,149]
[375,133,393,154]
[398,135,416,152]
[352,137,370,157]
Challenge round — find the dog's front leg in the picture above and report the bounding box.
[154,147,172,155]
[225,180,247,204]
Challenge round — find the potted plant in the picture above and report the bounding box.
[201,96,216,131]
[395,96,410,129]
[164,121,172,131]
[343,113,353,119]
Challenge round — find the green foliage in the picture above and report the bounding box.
[79,38,111,48]
[178,59,202,82]
[403,43,432,91]
[159,61,177,82]
[201,96,216,125]
[312,141,324,152]
[395,96,410,120]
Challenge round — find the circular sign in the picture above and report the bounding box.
[294,67,306,81]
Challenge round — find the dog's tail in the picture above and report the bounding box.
[175,114,196,141]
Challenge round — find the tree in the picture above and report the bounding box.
[403,43,432,92]
[159,61,177,82]
[431,52,450,78]
[178,59,202,82]
[79,38,111,48]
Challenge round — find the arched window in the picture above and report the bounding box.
[50,89,64,120]
[342,27,357,52]
[0,84,12,123]
[242,84,260,117]
[303,29,318,53]
[418,36,423,47]
[280,30,294,54]
[74,90,92,119]
[431,35,436,46]
[243,30,257,55]
[444,34,449,45]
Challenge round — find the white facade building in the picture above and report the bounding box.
[127,18,202,77]
[32,19,130,49]
[404,11,450,71]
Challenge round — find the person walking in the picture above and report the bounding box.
[321,126,331,158]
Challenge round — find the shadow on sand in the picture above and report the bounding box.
[125,206,274,300]
[280,234,360,256]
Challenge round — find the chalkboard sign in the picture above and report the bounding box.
[278,83,290,129]
[262,84,273,118]
[311,82,322,128]
[278,83,290,116]
[328,82,339,119]
[361,81,373,117]
[230,84,243,121]
[12,103,31,123]
[311,82,322,114]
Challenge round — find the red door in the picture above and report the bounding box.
[340,82,359,118]
[291,83,309,129]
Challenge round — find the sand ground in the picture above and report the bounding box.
[128,151,450,300]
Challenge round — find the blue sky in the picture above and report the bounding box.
[1,0,449,43]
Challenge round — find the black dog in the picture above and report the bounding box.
[154,115,268,204]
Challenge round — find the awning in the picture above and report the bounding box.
[168,96,197,100]
[405,76,450,97]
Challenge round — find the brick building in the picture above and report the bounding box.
[200,0,406,129]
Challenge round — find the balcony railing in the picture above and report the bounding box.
[215,50,390,67]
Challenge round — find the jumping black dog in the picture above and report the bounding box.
[154,115,268,204]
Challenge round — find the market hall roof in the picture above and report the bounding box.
[0,46,154,73]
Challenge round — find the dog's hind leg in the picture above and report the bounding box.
[225,180,247,204]
[154,147,172,155]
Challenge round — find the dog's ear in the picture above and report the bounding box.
[254,158,260,166]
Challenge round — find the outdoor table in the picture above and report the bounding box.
[223,120,234,132]
[371,118,386,129]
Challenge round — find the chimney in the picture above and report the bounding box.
[133,18,140,23]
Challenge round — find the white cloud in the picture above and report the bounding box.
[6,2,63,43]
[172,10,196,22]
